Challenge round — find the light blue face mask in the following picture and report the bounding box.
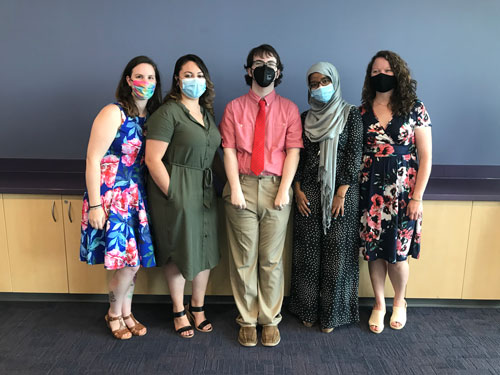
[310,83,335,103]
[181,78,207,99]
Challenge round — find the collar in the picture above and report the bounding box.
[247,89,276,106]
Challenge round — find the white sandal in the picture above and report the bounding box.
[390,301,407,330]
[368,308,386,334]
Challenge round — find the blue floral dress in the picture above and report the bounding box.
[80,103,156,270]
[359,101,431,263]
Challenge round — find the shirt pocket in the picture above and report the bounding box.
[235,123,254,153]
[267,122,287,150]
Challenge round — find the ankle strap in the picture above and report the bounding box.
[107,314,123,322]
[173,309,186,318]
[123,313,135,321]
[189,305,205,312]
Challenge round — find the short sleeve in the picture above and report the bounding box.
[146,103,175,143]
[415,101,432,128]
[220,102,236,148]
[293,112,308,183]
[285,102,304,149]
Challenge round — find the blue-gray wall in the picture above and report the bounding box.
[1,0,499,165]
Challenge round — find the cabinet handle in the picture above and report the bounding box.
[68,201,73,223]
[52,201,56,222]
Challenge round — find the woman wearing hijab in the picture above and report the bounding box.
[289,62,363,333]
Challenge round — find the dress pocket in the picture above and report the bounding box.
[166,165,175,200]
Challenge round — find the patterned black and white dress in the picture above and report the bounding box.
[289,107,363,330]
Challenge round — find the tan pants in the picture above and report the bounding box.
[224,175,292,327]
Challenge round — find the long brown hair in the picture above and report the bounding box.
[164,54,215,116]
[361,50,417,117]
[115,56,162,117]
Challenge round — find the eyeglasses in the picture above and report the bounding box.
[309,77,331,90]
[252,60,278,69]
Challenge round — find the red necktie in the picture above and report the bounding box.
[250,99,266,176]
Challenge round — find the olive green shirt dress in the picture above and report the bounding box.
[146,100,221,280]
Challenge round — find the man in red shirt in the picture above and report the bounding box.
[220,44,303,347]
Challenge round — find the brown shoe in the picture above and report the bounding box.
[261,325,280,347]
[123,313,147,336]
[238,326,257,347]
[104,314,132,340]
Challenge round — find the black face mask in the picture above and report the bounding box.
[252,66,276,88]
[370,73,396,93]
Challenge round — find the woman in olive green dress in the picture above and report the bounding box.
[145,54,221,338]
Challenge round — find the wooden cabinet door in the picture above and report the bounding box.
[462,201,500,299]
[3,194,68,293]
[406,201,472,299]
[0,195,12,291]
[62,196,110,294]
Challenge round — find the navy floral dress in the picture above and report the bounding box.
[80,103,156,270]
[359,101,431,263]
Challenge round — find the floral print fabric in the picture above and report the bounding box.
[359,101,431,263]
[80,103,156,270]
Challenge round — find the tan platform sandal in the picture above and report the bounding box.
[390,301,407,330]
[123,313,147,336]
[368,308,386,334]
[105,314,132,340]
[186,303,213,332]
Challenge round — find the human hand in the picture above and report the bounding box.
[88,206,106,230]
[295,189,311,217]
[406,199,423,221]
[274,189,290,210]
[231,189,247,210]
[331,195,345,219]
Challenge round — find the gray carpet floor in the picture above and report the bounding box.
[1,301,499,374]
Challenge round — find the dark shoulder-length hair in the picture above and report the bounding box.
[244,44,284,87]
[115,55,162,118]
[361,50,417,117]
[164,54,215,116]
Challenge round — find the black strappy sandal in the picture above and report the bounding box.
[173,309,194,338]
[186,303,213,332]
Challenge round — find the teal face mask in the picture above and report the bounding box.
[181,78,207,99]
[310,83,335,103]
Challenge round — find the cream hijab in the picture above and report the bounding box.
[304,62,353,233]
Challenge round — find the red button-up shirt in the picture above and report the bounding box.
[220,89,303,176]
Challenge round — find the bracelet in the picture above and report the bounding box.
[335,194,345,199]
[89,204,101,209]
[411,198,422,202]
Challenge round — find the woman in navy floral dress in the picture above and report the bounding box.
[359,51,432,334]
[80,56,162,339]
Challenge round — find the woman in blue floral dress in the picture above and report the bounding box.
[80,56,162,339]
[359,51,432,334]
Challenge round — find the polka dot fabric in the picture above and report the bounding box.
[289,107,363,330]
